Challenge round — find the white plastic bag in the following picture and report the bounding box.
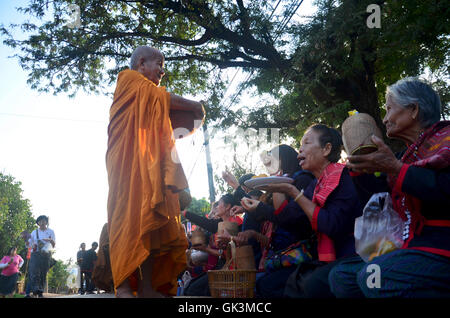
[354,192,405,262]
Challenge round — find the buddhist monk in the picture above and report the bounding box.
[106,46,205,298]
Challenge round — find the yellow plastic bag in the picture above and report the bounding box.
[354,192,405,262]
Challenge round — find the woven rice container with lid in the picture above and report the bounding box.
[342,112,383,155]
[217,221,239,236]
[191,229,206,247]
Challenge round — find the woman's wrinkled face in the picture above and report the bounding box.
[297,129,327,173]
[383,94,418,139]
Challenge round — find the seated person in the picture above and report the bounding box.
[243,124,362,298]
[230,145,316,298]
[329,77,450,298]
[181,194,241,296]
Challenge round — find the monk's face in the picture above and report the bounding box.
[140,51,165,86]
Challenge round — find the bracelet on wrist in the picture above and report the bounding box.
[294,189,304,202]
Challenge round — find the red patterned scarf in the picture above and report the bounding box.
[312,162,346,262]
[389,121,450,246]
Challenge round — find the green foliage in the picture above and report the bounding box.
[181,196,210,224]
[47,258,71,293]
[0,172,35,259]
[1,0,448,142]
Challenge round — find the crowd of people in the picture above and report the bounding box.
[0,216,103,298]
[179,77,450,298]
[76,242,99,295]
[1,45,448,299]
[100,45,449,299]
[0,215,56,298]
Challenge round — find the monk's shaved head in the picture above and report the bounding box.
[129,46,165,85]
[129,46,163,70]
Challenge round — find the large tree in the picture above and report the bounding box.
[1,0,448,142]
[0,172,35,259]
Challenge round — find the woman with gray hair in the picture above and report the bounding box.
[328,77,450,298]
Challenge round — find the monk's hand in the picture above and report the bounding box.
[240,197,259,212]
[346,135,403,175]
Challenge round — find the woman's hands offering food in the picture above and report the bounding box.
[240,197,260,212]
[230,205,244,216]
[222,170,239,189]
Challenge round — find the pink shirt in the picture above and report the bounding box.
[0,255,24,276]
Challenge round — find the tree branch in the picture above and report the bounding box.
[143,0,289,70]
[95,29,213,47]
[236,0,251,36]
[165,54,270,69]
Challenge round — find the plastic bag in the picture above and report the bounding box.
[354,192,405,262]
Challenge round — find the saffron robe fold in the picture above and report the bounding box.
[106,69,188,295]
[92,223,113,292]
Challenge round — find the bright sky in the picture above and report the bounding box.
[0,1,317,263]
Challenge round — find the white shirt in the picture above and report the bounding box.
[30,228,56,251]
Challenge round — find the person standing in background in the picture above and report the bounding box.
[28,215,55,298]
[77,243,87,295]
[83,242,98,294]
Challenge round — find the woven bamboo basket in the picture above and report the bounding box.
[208,269,257,298]
[342,112,383,155]
[208,240,256,298]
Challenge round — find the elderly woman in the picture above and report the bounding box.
[242,125,362,298]
[329,77,450,298]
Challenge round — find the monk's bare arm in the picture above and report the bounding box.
[170,93,205,119]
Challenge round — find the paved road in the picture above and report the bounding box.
[44,293,202,298]
[43,292,115,298]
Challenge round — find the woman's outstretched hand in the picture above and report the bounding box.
[240,197,260,212]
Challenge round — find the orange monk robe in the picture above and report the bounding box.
[106,69,189,295]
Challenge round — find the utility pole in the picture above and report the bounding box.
[203,123,216,204]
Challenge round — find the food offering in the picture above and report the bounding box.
[244,175,294,190]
